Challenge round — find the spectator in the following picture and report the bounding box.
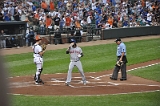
[39,21,45,35]
[32,3,37,12]
[112,20,118,28]
[54,28,62,45]
[0,12,4,21]
[60,15,65,30]
[117,20,123,28]
[102,20,111,29]
[75,19,81,28]
[14,9,20,21]
[39,13,46,23]
[66,0,72,11]
[53,13,60,30]
[65,14,72,30]
[87,14,92,25]
[0,30,6,49]
[25,27,30,46]
[3,12,11,21]
[41,0,48,13]
[147,10,153,25]
[74,27,83,43]
[28,27,35,46]
[107,15,113,28]
[0,0,159,40]
[50,0,55,11]
[20,11,27,21]
[45,15,53,34]
[34,10,40,20]
[8,3,14,16]
[80,18,88,30]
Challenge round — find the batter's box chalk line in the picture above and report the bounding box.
[126,63,160,72]
[107,82,160,87]
[9,62,160,88]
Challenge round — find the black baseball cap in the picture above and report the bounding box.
[115,38,121,42]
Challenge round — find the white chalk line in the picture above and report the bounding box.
[8,90,160,97]
[8,62,159,79]
[9,81,44,88]
[127,63,159,72]
[9,62,160,96]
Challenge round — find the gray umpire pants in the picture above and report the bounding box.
[111,56,127,79]
[112,63,127,79]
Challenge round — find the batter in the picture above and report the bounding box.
[65,39,86,86]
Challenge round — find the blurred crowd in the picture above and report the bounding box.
[0,0,160,34]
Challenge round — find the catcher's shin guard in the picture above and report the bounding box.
[38,68,44,84]
[35,68,44,84]
[40,68,43,74]
[35,75,44,84]
[34,74,36,80]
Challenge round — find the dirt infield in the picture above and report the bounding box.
[3,35,160,96]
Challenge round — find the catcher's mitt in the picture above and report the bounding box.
[116,61,123,66]
[41,43,47,51]
[41,37,49,51]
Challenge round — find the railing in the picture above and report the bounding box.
[48,27,102,45]
[102,26,160,40]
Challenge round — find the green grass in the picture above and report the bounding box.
[3,38,160,106]
[128,64,160,82]
[11,63,160,106]
[11,91,160,106]
[4,38,160,77]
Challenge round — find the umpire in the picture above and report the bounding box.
[110,38,128,81]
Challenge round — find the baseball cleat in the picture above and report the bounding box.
[39,79,44,84]
[35,81,44,85]
[65,82,70,86]
[35,79,44,85]
[110,77,117,80]
[35,81,40,85]
[83,80,87,85]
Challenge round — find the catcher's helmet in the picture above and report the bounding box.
[70,39,76,43]
[35,35,42,41]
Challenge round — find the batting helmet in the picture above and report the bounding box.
[70,39,76,43]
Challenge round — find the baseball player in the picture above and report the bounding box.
[110,38,128,81]
[65,39,86,86]
[32,35,45,84]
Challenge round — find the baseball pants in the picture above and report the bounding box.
[66,61,86,83]
[34,57,43,81]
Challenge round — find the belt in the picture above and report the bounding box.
[34,56,42,58]
[71,60,79,62]
[117,56,126,57]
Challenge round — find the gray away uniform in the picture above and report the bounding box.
[65,45,86,85]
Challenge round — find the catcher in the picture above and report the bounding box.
[110,38,128,81]
[32,35,48,84]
